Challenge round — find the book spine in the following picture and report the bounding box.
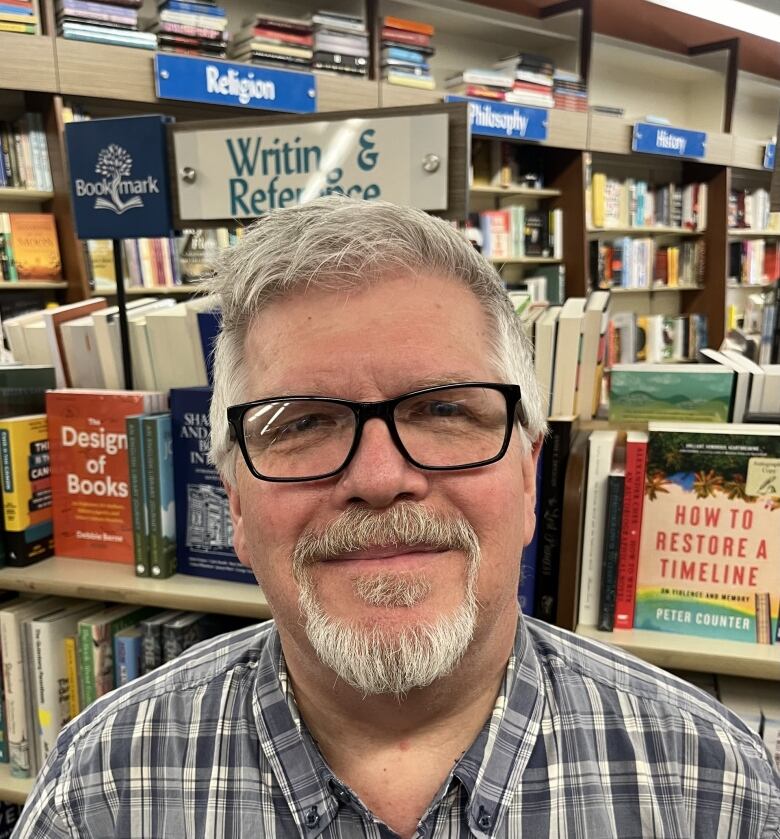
[21,621,41,776]
[144,418,163,577]
[77,623,96,708]
[31,622,67,765]
[614,438,648,629]
[0,662,7,762]
[114,634,141,687]
[141,623,164,675]
[597,474,625,631]
[126,417,149,577]
[0,613,30,777]
[64,635,80,719]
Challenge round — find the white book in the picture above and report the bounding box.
[0,596,66,777]
[577,430,618,628]
[760,365,780,413]
[699,349,750,422]
[28,599,102,767]
[41,298,108,388]
[144,298,212,392]
[578,290,610,420]
[59,315,105,389]
[21,321,54,367]
[721,350,765,416]
[551,297,586,417]
[534,306,561,415]
[4,309,46,364]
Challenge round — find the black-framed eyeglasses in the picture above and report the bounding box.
[227,382,526,483]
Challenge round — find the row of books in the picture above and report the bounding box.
[577,421,779,648]
[3,295,215,390]
[729,188,780,232]
[0,114,52,192]
[0,594,254,778]
[57,0,157,50]
[0,0,38,34]
[380,16,434,90]
[0,213,61,282]
[728,239,780,287]
[154,0,227,58]
[552,69,588,113]
[590,174,708,231]
[229,12,310,68]
[726,282,780,366]
[590,238,705,289]
[475,208,563,261]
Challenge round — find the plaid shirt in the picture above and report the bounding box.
[13,614,780,839]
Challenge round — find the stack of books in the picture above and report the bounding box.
[444,68,513,100]
[0,0,38,34]
[153,0,227,57]
[552,69,588,112]
[478,208,563,261]
[58,0,156,49]
[590,237,706,290]
[312,10,368,76]
[230,13,313,69]
[380,15,435,89]
[495,52,555,108]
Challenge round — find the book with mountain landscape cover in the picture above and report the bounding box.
[634,422,780,642]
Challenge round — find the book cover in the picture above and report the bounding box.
[7,214,61,280]
[113,626,142,687]
[635,423,780,642]
[0,414,54,566]
[125,414,149,577]
[140,609,183,675]
[47,389,165,563]
[609,365,734,423]
[171,387,254,584]
[41,298,107,388]
[142,413,176,579]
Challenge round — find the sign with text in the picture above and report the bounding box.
[172,113,450,220]
[155,54,316,114]
[764,142,776,171]
[632,122,706,160]
[65,116,173,239]
[444,95,548,141]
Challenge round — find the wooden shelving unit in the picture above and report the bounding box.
[587,226,704,237]
[608,285,704,294]
[0,764,33,805]
[0,281,68,290]
[471,185,561,198]
[0,557,271,620]
[0,188,54,203]
[490,257,562,265]
[0,33,57,94]
[576,625,780,681]
[727,229,780,238]
[92,286,206,297]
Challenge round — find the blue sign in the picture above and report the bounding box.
[155,54,316,114]
[632,122,706,159]
[444,95,548,141]
[764,142,776,171]
[65,116,173,240]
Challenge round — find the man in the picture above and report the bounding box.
[15,197,780,838]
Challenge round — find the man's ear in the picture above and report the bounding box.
[522,435,543,547]
[225,479,252,570]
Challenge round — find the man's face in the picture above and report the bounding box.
[226,273,538,692]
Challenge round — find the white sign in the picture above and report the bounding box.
[172,114,450,220]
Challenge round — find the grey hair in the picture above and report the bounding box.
[207,196,547,485]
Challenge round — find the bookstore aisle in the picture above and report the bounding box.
[0,0,779,819]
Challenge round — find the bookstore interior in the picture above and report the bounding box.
[0,0,777,821]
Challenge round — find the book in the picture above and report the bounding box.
[614,431,649,630]
[113,626,142,687]
[0,363,55,419]
[63,634,80,718]
[170,387,253,583]
[578,291,610,420]
[634,422,780,642]
[7,214,61,280]
[551,297,586,417]
[140,609,183,675]
[534,306,561,415]
[126,414,149,577]
[41,297,107,388]
[78,603,155,707]
[142,412,176,578]
[0,414,53,566]
[609,364,734,423]
[46,389,166,563]
[597,465,625,631]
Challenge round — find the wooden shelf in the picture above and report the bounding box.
[726,281,776,290]
[576,624,780,681]
[489,257,562,264]
[0,764,33,805]
[0,33,57,93]
[471,185,561,198]
[728,229,780,238]
[0,188,54,203]
[607,285,703,293]
[588,226,704,237]
[0,281,67,290]
[0,557,271,620]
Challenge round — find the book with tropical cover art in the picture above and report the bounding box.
[634,422,780,643]
[8,214,62,280]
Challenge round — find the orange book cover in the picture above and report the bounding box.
[383,15,434,36]
[46,389,163,563]
[8,213,62,280]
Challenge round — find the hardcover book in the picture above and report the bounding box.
[634,422,780,643]
[0,414,54,566]
[170,387,253,584]
[46,389,166,563]
[142,412,176,578]
[7,214,61,280]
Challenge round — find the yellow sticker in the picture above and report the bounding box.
[745,457,780,497]
[38,708,51,727]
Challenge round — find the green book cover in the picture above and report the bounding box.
[126,415,149,578]
[143,413,176,579]
[609,365,734,423]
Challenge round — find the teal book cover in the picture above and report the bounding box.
[609,365,734,423]
[142,413,177,579]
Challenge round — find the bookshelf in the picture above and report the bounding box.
[0,282,68,291]
[728,230,780,239]
[609,285,704,294]
[0,33,57,94]
[576,625,780,681]
[0,557,272,620]
[490,257,562,265]
[0,188,54,203]
[587,227,704,237]
[471,185,562,199]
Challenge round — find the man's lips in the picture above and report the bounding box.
[323,545,447,566]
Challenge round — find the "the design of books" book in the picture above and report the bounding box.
[635,422,780,643]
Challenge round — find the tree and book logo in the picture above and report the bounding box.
[74,144,160,215]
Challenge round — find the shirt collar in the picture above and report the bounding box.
[253,611,545,838]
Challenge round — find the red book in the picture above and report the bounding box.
[613,431,649,629]
[253,26,313,46]
[47,389,166,563]
[383,15,433,36]
[381,26,431,47]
